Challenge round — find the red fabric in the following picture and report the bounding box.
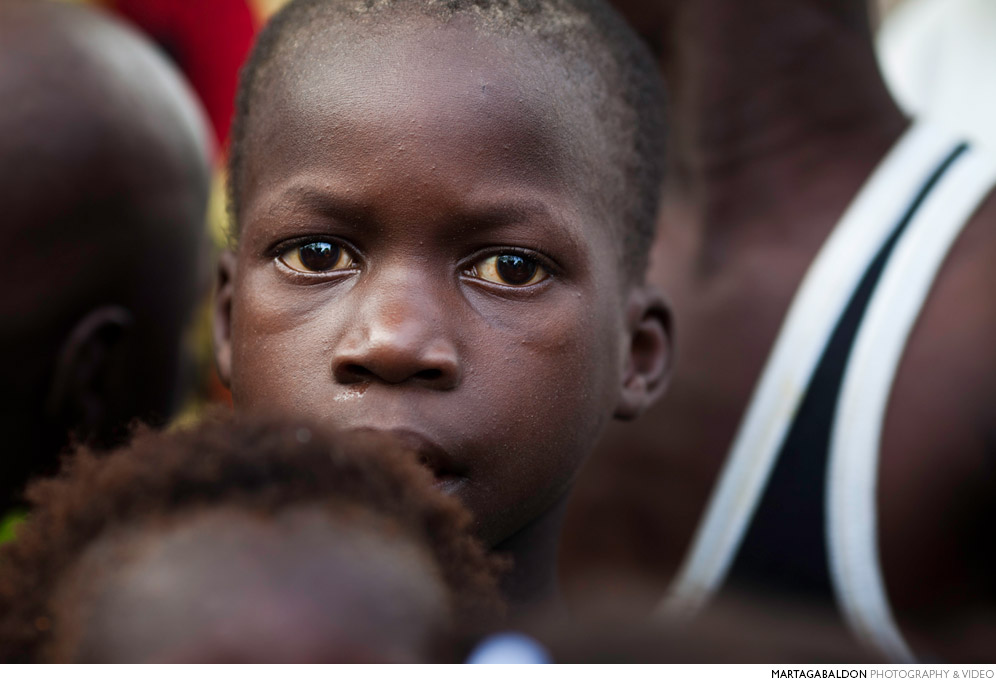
[110,0,258,145]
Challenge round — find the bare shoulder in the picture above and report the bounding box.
[878,188,996,656]
[885,188,996,459]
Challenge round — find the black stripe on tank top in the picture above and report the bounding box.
[723,142,969,605]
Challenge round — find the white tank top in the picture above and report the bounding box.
[657,121,996,662]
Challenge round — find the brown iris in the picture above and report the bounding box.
[298,242,340,271]
[495,255,537,285]
[279,241,355,273]
[467,253,547,287]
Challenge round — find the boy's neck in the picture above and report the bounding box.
[493,496,567,618]
[658,0,907,247]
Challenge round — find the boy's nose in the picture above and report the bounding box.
[330,288,462,389]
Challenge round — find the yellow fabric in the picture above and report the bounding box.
[0,511,26,546]
[249,0,290,23]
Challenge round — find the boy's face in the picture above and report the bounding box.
[216,21,668,545]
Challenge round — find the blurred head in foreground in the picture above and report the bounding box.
[0,0,212,511]
[0,418,503,662]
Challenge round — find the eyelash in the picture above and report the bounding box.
[270,236,349,258]
[272,237,361,275]
[460,246,557,288]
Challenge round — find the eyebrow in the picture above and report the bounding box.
[260,185,574,237]
[446,199,564,233]
[263,186,374,225]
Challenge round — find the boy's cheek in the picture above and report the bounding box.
[456,364,612,544]
[462,302,621,492]
[233,266,350,336]
[229,337,323,413]
[228,288,336,409]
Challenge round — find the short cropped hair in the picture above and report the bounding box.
[0,416,503,662]
[228,0,666,277]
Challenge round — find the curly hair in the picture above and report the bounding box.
[227,0,666,277]
[0,415,504,662]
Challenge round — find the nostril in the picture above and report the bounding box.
[415,368,443,381]
[336,362,448,385]
[343,364,375,381]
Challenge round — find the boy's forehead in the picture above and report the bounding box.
[245,19,612,228]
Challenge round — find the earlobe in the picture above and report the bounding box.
[614,285,673,421]
[213,249,237,388]
[46,306,134,440]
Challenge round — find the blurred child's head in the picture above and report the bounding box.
[0,417,502,662]
[0,0,212,510]
[214,0,671,549]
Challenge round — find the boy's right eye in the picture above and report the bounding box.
[278,241,357,274]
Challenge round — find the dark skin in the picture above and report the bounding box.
[563,0,996,660]
[51,506,449,663]
[214,17,671,612]
[0,0,211,511]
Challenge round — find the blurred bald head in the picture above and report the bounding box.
[0,0,211,510]
[54,506,449,663]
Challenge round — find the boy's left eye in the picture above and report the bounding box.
[278,241,356,273]
[465,253,548,287]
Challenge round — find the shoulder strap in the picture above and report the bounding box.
[826,140,996,663]
[658,122,968,619]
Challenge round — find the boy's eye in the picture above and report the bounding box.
[466,254,547,287]
[278,241,356,273]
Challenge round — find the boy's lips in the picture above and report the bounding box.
[359,427,467,485]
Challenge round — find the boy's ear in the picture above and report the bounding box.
[46,305,134,440]
[614,284,672,421]
[212,249,237,388]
